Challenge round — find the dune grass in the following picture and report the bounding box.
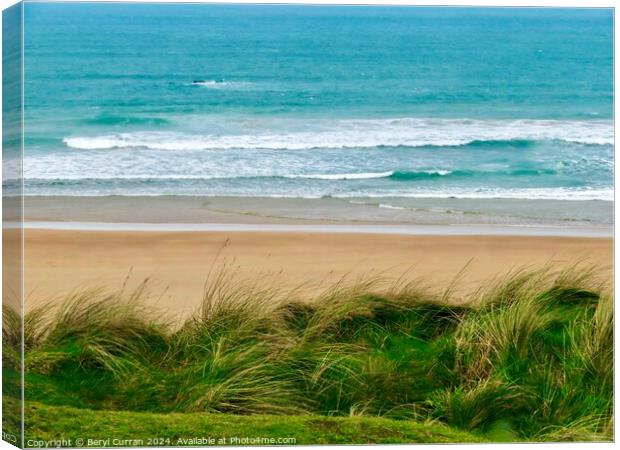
[3,265,613,445]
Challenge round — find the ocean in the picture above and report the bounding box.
[18,4,614,222]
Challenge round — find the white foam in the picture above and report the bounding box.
[282,171,394,180]
[378,204,407,210]
[62,118,614,151]
[22,172,396,181]
[189,80,254,89]
[338,187,614,202]
[423,170,452,176]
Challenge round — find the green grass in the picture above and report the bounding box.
[13,398,484,446]
[3,265,613,445]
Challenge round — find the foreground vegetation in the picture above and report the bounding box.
[8,397,483,445]
[3,265,613,445]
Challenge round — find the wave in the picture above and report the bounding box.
[62,118,613,151]
[341,169,558,181]
[389,170,454,180]
[464,139,536,148]
[377,204,407,210]
[21,171,410,182]
[282,171,394,180]
[83,115,171,126]
[19,168,566,183]
[189,80,255,89]
[21,180,613,202]
[340,187,614,202]
[281,170,456,181]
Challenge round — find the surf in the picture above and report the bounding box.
[62,118,613,151]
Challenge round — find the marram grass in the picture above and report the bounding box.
[3,265,613,445]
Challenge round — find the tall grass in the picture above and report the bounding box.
[4,264,612,442]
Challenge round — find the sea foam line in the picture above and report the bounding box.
[20,170,457,182]
[62,118,613,151]
[337,187,614,202]
[19,184,614,202]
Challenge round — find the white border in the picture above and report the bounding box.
[0,2,616,450]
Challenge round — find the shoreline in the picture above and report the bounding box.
[20,221,612,238]
[20,195,613,233]
[18,196,613,311]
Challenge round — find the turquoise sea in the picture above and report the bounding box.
[17,4,614,216]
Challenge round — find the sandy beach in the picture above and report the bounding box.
[21,228,612,317]
[17,195,613,316]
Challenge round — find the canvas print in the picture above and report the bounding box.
[2,2,614,446]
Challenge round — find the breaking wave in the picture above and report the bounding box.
[62,118,613,151]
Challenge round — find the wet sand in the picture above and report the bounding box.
[23,195,613,227]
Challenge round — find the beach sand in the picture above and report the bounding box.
[21,229,612,317]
